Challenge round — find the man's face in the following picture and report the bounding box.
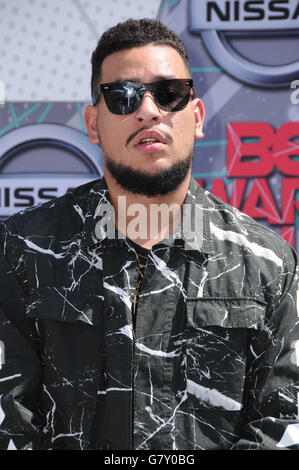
[85,44,205,196]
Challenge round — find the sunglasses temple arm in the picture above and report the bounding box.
[92,88,102,106]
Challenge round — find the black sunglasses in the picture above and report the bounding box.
[92,78,194,115]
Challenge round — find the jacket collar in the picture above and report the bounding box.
[80,176,213,254]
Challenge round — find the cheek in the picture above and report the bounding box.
[98,115,123,148]
[173,114,196,145]
[97,112,111,139]
[98,119,131,164]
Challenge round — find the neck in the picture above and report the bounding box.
[104,169,191,249]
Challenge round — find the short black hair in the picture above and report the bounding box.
[90,18,191,98]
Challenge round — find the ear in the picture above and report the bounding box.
[84,105,100,144]
[192,98,205,140]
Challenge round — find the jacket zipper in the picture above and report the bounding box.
[131,262,146,449]
[132,263,146,340]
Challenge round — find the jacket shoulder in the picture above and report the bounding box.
[1,178,102,238]
[203,187,297,267]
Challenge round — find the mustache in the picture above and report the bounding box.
[126,127,172,146]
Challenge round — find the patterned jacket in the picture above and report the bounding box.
[0,176,298,450]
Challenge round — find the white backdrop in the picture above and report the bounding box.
[0,0,162,102]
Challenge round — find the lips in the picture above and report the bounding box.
[133,130,167,147]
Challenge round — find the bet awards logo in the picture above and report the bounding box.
[0,124,103,218]
[189,0,299,87]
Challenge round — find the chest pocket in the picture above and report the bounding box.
[25,287,105,410]
[184,297,266,412]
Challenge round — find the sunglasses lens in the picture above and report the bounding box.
[153,80,191,112]
[103,83,141,115]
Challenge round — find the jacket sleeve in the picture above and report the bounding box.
[0,222,52,450]
[232,244,299,450]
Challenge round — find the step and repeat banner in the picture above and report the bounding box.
[159,0,299,250]
[0,0,160,216]
[0,0,299,250]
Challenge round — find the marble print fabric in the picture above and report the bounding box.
[0,177,298,450]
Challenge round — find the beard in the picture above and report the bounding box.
[104,153,193,197]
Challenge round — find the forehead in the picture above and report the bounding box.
[100,44,190,83]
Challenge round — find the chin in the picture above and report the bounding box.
[138,156,173,172]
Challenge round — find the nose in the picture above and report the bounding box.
[134,91,162,124]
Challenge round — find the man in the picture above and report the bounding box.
[0,18,298,451]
